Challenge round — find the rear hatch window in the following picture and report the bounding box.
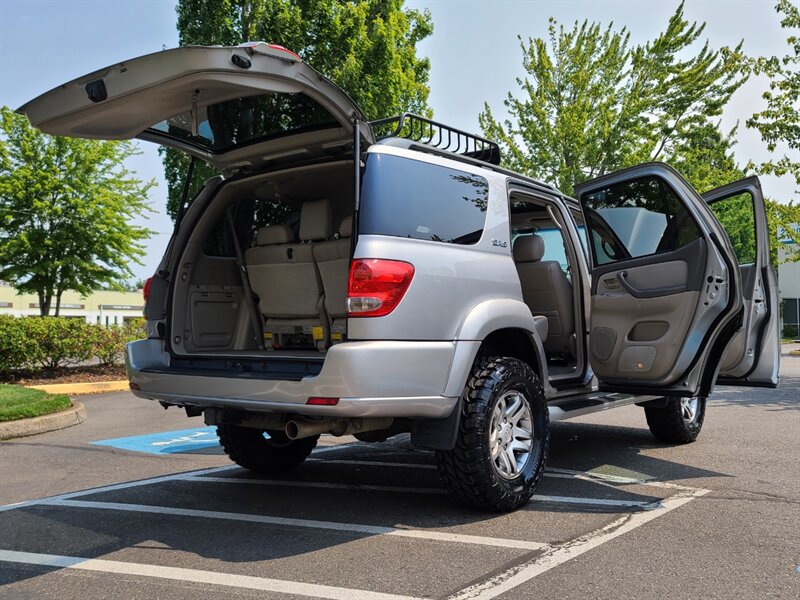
[150,92,339,153]
[359,153,488,245]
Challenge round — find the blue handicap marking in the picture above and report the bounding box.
[91,426,220,454]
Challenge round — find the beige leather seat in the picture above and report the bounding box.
[244,199,331,349]
[312,215,352,344]
[513,234,575,358]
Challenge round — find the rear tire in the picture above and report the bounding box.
[217,425,318,472]
[435,357,549,512]
[644,396,706,443]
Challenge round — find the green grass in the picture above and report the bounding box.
[0,384,71,422]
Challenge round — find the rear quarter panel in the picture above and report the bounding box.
[349,146,523,342]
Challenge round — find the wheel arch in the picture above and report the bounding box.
[444,326,548,398]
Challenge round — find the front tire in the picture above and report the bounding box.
[217,425,318,472]
[435,357,549,512]
[644,396,706,443]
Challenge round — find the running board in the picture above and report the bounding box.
[548,393,660,422]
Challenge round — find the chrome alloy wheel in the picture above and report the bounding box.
[489,390,534,479]
[680,397,699,422]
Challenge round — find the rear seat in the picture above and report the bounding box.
[313,215,352,344]
[244,199,331,350]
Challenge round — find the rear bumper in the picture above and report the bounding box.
[126,338,459,419]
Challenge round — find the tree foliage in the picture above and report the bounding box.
[163,0,433,218]
[747,0,800,186]
[746,0,800,260]
[0,107,154,316]
[480,2,800,264]
[479,2,747,195]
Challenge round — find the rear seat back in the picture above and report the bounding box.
[244,199,331,349]
[313,215,352,342]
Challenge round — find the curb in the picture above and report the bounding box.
[25,380,129,395]
[0,401,86,441]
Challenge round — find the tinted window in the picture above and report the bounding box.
[512,228,571,271]
[581,176,701,266]
[708,192,756,265]
[784,298,799,326]
[203,198,296,257]
[359,153,488,245]
[150,92,338,153]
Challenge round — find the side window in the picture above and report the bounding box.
[708,192,756,265]
[512,228,570,272]
[570,209,590,262]
[359,153,488,245]
[581,176,701,266]
[202,198,295,257]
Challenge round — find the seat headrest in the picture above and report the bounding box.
[299,198,331,242]
[256,224,294,246]
[513,234,545,263]
[338,215,353,238]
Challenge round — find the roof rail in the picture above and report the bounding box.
[369,113,501,166]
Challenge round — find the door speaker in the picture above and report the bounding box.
[591,327,617,361]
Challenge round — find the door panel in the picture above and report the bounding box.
[703,177,779,387]
[576,163,742,395]
[589,238,710,382]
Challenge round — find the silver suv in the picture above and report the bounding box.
[21,44,780,511]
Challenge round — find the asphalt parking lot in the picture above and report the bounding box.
[1,358,798,599]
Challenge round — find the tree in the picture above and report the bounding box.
[163,0,433,218]
[748,0,800,187]
[0,107,154,316]
[480,2,800,265]
[479,2,747,196]
[746,0,800,259]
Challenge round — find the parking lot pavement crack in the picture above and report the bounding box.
[434,548,545,600]
[701,489,800,505]
[444,488,709,600]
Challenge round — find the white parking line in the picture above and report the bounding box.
[0,549,421,600]
[529,495,653,508]
[447,487,710,600]
[185,475,448,494]
[0,443,352,513]
[0,465,239,513]
[185,475,655,508]
[39,498,549,551]
[307,458,438,470]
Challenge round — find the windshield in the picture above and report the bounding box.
[149,92,339,153]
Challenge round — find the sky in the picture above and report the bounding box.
[0,0,794,282]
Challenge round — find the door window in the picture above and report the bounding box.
[582,176,701,266]
[707,192,757,265]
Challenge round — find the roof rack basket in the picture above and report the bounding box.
[369,113,501,165]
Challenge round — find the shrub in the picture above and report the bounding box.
[783,323,799,340]
[91,325,127,366]
[0,315,147,374]
[23,317,95,369]
[91,318,145,366]
[0,315,41,375]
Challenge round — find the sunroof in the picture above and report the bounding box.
[149,92,339,153]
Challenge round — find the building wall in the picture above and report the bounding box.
[778,242,800,335]
[0,283,143,325]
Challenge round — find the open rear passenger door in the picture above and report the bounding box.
[575,163,747,397]
[702,177,780,387]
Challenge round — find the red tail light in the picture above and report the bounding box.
[143,277,153,303]
[347,259,414,318]
[307,397,339,406]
